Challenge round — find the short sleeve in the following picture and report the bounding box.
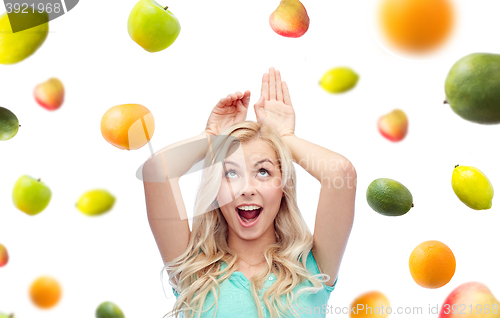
[307,251,338,293]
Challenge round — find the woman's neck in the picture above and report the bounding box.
[227,227,278,266]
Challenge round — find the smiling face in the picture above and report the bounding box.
[217,138,284,240]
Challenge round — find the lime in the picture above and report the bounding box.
[452,165,493,210]
[76,189,116,216]
[366,178,413,216]
[319,67,359,94]
[96,301,125,318]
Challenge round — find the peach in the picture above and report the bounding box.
[34,77,64,111]
[377,109,408,142]
[439,282,500,318]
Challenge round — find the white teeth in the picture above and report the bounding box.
[237,205,261,211]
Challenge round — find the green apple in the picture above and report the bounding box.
[12,175,52,216]
[127,0,181,52]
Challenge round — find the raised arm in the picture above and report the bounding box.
[255,67,356,287]
[142,90,251,270]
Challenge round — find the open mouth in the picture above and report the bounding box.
[235,207,263,224]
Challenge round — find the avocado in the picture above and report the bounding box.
[366,178,413,216]
[444,53,500,124]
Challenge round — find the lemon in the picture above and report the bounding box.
[319,67,359,94]
[452,165,494,210]
[76,189,116,216]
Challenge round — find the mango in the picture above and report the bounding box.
[96,301,125,318]
[0,11,49,65]
[0,106,20,141]
[444,53,500,124]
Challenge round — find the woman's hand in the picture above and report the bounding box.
[205,90,251,136]
[254,67,295,137]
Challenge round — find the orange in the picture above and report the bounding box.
[29,276,62,309]
[100,104,155,150]
[409,240,456,289]
[379,0,455,53]
[349,291,390,318]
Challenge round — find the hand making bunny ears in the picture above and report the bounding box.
[254,67,296,138]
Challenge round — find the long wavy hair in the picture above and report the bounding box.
[162,121,331,318]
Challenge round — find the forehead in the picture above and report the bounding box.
[226,139,278,162]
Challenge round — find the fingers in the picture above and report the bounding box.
[217,92,245,107]
[235,99,248,122]
[269,67,276,100]
[261,73,269,101]
[282,81,292,106]
[276,70,283,102]
[253,95,265,120]
[242,90,251,107]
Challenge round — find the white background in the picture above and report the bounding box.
[1,0,500,317]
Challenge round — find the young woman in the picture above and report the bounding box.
[142,67,356,318]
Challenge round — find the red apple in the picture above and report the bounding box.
[0,243,9,267]
[377,109,408,142]
[34,77,64,110]
[269,0,309,38]
[439,282,500,318]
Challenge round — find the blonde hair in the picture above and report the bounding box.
[162,121,331,318]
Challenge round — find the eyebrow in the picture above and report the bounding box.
[254,158,273,167]
[224,160,239,168]
[224,158,274,168]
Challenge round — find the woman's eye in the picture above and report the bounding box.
[225,170,237,178]
[258,169,270,177]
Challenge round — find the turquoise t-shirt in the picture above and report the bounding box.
[171,251,338,317]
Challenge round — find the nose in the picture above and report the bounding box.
[240,176,258,196]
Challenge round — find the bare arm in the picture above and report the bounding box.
[142,90,251,270]
[142,131,208,267]
[283,134,356,287]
